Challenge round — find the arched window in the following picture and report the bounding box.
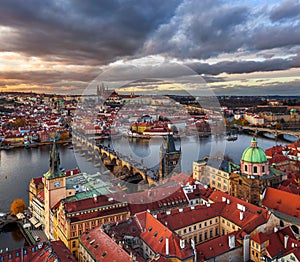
[291,225,299,234]
[280,220,284,227]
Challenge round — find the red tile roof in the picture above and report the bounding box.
[269,154,290,164]
[251,227,300,259]
[209,191,269,233]
[265,145,285,158]
[278,184,300,195]
[196,232,241,261]
[135,211,194,260]
[62,195,129,222]
[124,185,188,215]
[0,240,75,262]
[79,228,132,262]
[262,187,300,219]
[157,203,224,230]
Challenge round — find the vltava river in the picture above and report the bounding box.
[0,133,295,249]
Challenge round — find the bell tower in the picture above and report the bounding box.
[44,140,67,239]
[159,134,181,180]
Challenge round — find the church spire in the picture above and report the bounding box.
[44,139,63,179]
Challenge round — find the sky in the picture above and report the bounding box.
[0,0,300,95]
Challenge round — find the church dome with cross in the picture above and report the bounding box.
[240,138,269,177]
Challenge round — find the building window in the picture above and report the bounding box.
[215,228,218,235]
[184,229,187,234]
[210,229,213,238]
[210,220,212,225]
[204,222,207,226]
[199,234,202,242]
[199,224,202,229]
[204,232,207,240]
[253,166,257,173]
[72,241,76,248]
[262,166,265,173]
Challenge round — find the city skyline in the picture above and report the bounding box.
[0,0,300,95]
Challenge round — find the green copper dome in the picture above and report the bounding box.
[241,138,267,163]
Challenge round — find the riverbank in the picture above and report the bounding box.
[0,139,72,150]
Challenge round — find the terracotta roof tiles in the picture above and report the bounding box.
[79,228,132,262]
[135,211,194,260]
[262,187,300,219]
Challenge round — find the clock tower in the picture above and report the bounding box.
[43,140,67,239]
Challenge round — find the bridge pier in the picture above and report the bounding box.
[72,132,159,185]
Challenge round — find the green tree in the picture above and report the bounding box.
[10,198,27,216]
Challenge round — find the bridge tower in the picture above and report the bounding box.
[159,134,181,181]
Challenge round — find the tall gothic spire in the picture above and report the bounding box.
[44,139,63,179]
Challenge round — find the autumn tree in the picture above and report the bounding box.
[10,198,27,216]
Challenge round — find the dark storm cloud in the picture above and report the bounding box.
[144,0,300,62]
[187,55,300,75]
[1,69,100,86]
[269,0,300,21]
[0,0,180,65]
[213,80,300,96]
[249,24,300,50]
[144,0,250,59]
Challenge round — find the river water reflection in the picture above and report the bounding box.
[0,133,296,249]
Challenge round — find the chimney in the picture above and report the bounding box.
[93,194,97,202]
[166,210,171,215]
[240,211,243,221]
[179,208,183,213]
[226,199,230,205]
[284,235,289,249]
[166,237,169,256]
[222,197,226,202]
[180,239,185,249]
[228,235,235,249]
